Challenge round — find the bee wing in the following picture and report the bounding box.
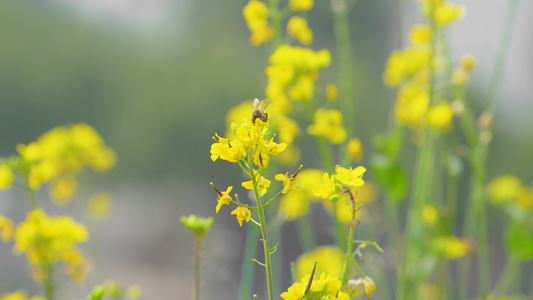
[252,98,260,109]
[259,99,269,110]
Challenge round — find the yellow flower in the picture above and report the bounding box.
[231,206,251,226]
[250,26,274,46]
[452,66,469,85]
[487,175,522,203]
[428,101,454,131]
[13,209,88,281]
[422,204,438,226]
[287,16,313,45]
[16,142,42,161]
[242,175,271,196]
[313,172,337,200]
[326,83,339,101]
[49,176,78,205]
[0,164,14,189]
[394,82,430,127]
[277,145,300,166]
[461,54,476,71]
[347,137,363,161]
[334,165,366,189]
[308,108,347,144]
[279,193,309,220]
[88,193,113,221]
[288,75,314,101]
[363,277,376,296]
[289,0,313,11]
[294,246,344,281]
[434,3,466,27]
[28,160,59,190]
[410,24,433,45]
[210,134,246,163]
[0,215,14,242]
[0,290,45,300]
[277,116,300,145]
[275,172,297,195]
[444,236,469,259]
[282,272,346,300]
[383,50,407,86]
[213,186,233,213]
[243,0,269,31]
[225,100,253,138]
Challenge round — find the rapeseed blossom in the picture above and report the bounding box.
[231,206,251,227]
[287,16,313,45]
[428,101,454,131]
[294,246,345,281]
[281,272,350,300]
[289,0,313,11]
[0,164,14,189]
[243,0,273,46]
[13,209,88,282]
[308,108,347,144]
[242,175,271,196]
[0,215,14,242]
[278,169,324,220]
[347,137,363,161]
[487,175,522,203]
[326,83,339,101]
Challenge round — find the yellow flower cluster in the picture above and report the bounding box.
[452,54,476,85]
[243,0,274,46]
[383,1,464,130]
[211,118,286,168]
[15,123,116,204]
[281,272,350,300]
[432,235,470,259]
[287,16,313,45]
[308,108,347,144]
[12,209,89,282]
[266,44,331,110]
[0,164,14,189]
[289,0,313,11]
[314,165,366,200]
[0,215,14,242]
[0,290,44,300]
[278,169,323,220]
[487,175,533,211]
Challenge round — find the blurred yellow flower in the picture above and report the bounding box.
[394,83,429,127]
[287,16,313,45]
[347,137,363,161]
[294,246,345,281]
[288,75,314,101]
[0,290,45,300]
[410,24,433,45]
[461,54,476,71]
[516,187,533,211]
[277,145,300,166]
[434,3,466,27]
[289,0,313,11]
[277,116,300,145]
[0,164,14,189]
[49,176,78,205]
[326,83,339,101]
[279,193,309,220]
[0,215,14,242]
[452,67,469,85]
[13,209,88,282]
[428,101,454,132]
[89,193,113,221]
[231,206,251,227]
[243,0,273,46]
[127,285,143,299]
[308,108,347,144]
[434,236,469,259]
[487,175,522,203]
[422,204,438,226]
[335,194,363,224]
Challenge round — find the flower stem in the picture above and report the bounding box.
[493,255,521,299]
[331,0,357,141]
[43,262,55,300]
[239,224,260,299]
[193,235,204,300]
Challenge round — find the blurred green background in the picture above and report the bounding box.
[0,0,532,298]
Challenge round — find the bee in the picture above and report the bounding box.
[251,98,269,124]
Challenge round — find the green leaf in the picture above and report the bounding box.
[505,223,533,261]
[369,154,410,202]
[87,286,105,300]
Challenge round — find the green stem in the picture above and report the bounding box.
[493,255,521,298]
[331,0,357,141]
[247,156,274,300]
[457,1,520,298]
[239,223,260,299]
[27,186,38,210]
[193,235,203,300]
[341,216,356,287]
[43,262,54,300]
[267,0,282,49]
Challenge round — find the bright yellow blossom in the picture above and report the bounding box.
[250,27,274,46]
[242,174,271,196]
[308,108,347,144]
[394,82,430,127]
[410,24,433,45]
[0,164,14,189]
[282,272,347,300]
[0,215,14,242]
[287,16,313,45]
[243,0,273,46]
[210,134,246,163]
[289,0,313,11]
[434,3,466,27]
[347,137,363,161]
[213,186,233,213]
[225,101,253,138]
[231,206,251,227]
[334,165,366,190]
[428,101,454,131]
[288,75,314,101]
[313,172,337,199]
[275,172,297,195]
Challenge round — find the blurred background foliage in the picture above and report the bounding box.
[0,0,532,298]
